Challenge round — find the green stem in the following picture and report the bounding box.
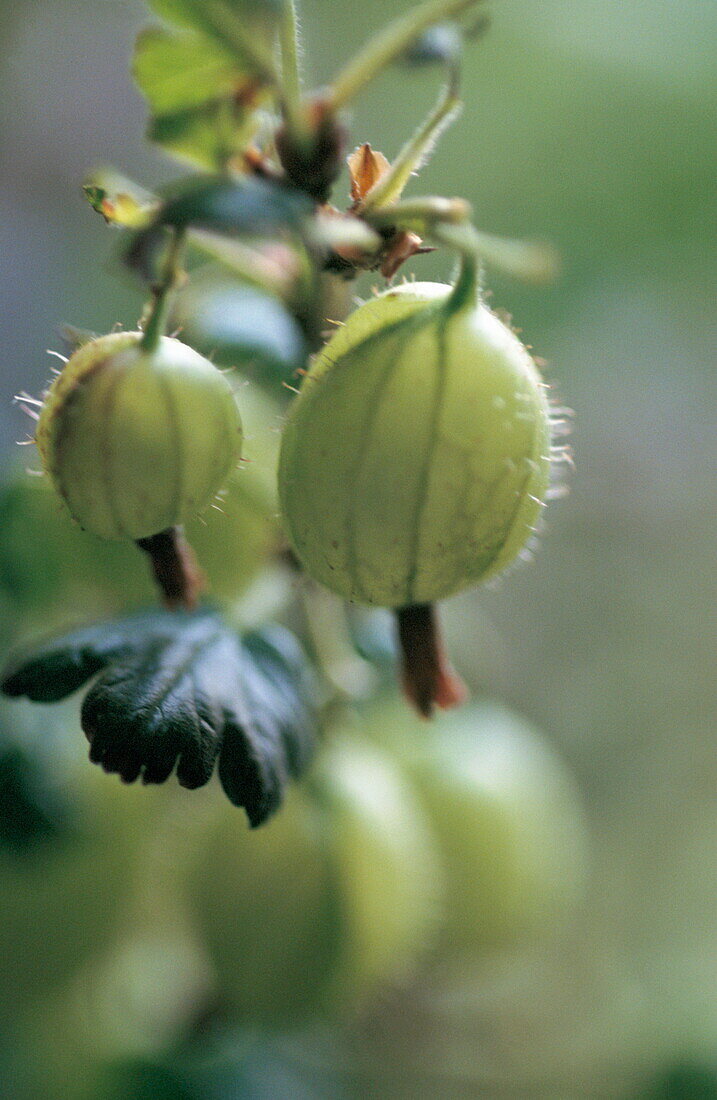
[434,221,560,286]
[361,80,462,210]
[431,221,481,312]
[329,0,483,109]
[279,0,303,127]
[365,195,471,234]
[141,227,186,353]
[368,201,558,295]
[188,229,297,299]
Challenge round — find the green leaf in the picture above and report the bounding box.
[133,26,263,169]
[147,103,255,170]
[159,176,312,235]
[1,609,317,827]
[134,27,238,114]
[134,0,287,169]
[148,0,283,40]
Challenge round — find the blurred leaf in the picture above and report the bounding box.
[148,0,284,42]
[99,1060,195,1100]
[83,169,159,228]
[147,103,257,169]
[1,608,317,826]
[639,1063,717,1099]
[173,276,307,385]
[134,28,238,114]
[403,22,463,66]
[188,230,302,297]
[126,178,312,284]
[0,743,69,855]
[133,26,264,168]
[160,176,312,234]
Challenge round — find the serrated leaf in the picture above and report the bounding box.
[1,609,317,826]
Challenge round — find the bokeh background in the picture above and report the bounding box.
[0,1,715,1097]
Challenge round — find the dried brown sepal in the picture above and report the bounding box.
[380,229,425,278]
[396,603,468,718]
[348,143,391,206]
[137,526,205,611]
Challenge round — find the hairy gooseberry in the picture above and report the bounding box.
[37,332,242,541]
[279,281,552,607]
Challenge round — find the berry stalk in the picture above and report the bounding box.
[140,227,187,354]
[396,603,467,717]
[136,527,205,610]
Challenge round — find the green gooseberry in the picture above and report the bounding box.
[365,697,589,954]
[188,734,443,1025]
[1,383,280,622]
[37,332,242,542]
[279,282,553,607]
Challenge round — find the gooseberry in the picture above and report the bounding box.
[368,698,589,953]
[279,282,552,607]
[188,735,443,1024]
[1,385,280,621]
[37,332,242,542]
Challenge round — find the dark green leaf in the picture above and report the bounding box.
[160,176,312,235]
[1,609,317,826]
[0,746,69,855]
[99,1059,196,1100]
[1,613,160,703]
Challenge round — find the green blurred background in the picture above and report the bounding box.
[0,1,715,1096]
